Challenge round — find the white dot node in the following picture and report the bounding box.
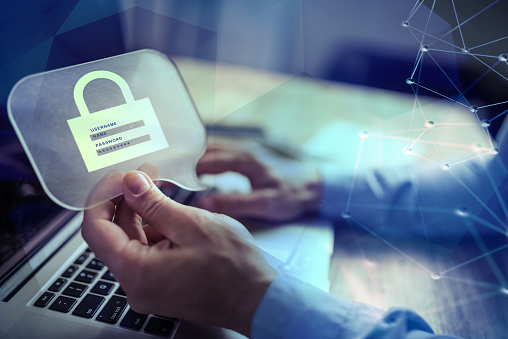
[341,211,351,219]
[401,21,409,28]
[441,163,451,171]
[498,54,508,62]
[480,119,491,128]
[403,147,413,155]
[405,78,415,85]
[489,148,499,155]
[359,131,369,139]
[420,45,429,52]
[430,272,442,280]
[455,206,470,218]
[469,105,478,113]
[424,120,435,128]
[461,47,470,54]
[278,264,292,272]
[470,143,483,153]
[500,287,508,296]
[365,260,376,267]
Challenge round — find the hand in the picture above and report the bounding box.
[197,142,322,222]
[81,171,278,336]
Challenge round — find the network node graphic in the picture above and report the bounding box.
[430,272,442,280]
[358,131,369,139]
[338,2,508,326]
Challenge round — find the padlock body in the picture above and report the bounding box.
[68,97,168,172]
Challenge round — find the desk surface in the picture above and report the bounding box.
[175,57,508,339]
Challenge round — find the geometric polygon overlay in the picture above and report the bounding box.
[333,2,508,335]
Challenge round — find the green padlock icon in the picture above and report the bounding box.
[67,70,168,172]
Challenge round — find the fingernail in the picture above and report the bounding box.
[127,173,151,194]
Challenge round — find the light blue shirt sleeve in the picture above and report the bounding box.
[251,274,460,339]
[317,138,508,238]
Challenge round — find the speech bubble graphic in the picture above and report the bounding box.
[8,50,206,210]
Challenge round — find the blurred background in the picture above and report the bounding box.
[1,1,508,337]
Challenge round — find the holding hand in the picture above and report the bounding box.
[197,143,322,223]
[81,171,278,336]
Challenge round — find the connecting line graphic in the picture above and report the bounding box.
[419,290,502,316]
[407,83,419,147]
[480,157,508,222]
[334,0,508,324]
[471,54,508,83]
[468,214,508,236]
[401,0,508,170]
[407,155,436,271]
[345,134,366,213]
[406,0,425,22]
[408,26,461,51]
[462,218,508,287]
[428,49,498,59]
[449,171,508,229]
[412,83,470,109]
[449,153,490,166]
[427,0,500,48]
[349,217,432,275]
[441,275,505,291]
[426,52,469,106]
[408,129,427,150]
[450,0,465,50]
[439,243,508,277]
[471,35,508,51]
[410,152,442,166]
[490,108,508,122]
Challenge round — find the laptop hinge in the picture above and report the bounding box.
[0,212,83,302]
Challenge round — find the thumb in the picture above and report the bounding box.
[122,171,202,246]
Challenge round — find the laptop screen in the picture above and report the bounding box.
[0,122,68,284]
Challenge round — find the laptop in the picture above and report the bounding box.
[0,131,334,338]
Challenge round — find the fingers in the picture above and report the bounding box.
[122,171,211,246]
[196,148,274,187]
[113,198,148,244]
[212,213,256,243]
[199,190,283,220]
[82,199,130,271]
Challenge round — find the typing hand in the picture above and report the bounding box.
[197,142,322,223]
[81,171,277,336]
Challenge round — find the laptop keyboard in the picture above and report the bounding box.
[29,187,210,338]
[32,247,177,337]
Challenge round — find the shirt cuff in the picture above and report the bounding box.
[251,273,385,339]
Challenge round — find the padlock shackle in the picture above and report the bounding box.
[74,70,135,116]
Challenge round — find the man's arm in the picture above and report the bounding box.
[197,139,508,237]
[82,170,463,338]
[253,274,460,339]
[82,171,278,336]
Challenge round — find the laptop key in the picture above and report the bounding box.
[62,265,79,278]
[101,270,116,282]
[48,278,67,292]
[86,258,104,271]
[96,295,127,324]
[120,309,148,330]
[74,253,89,265]
[91,281,114,295]
[34,292,55,307]
[62,282,88,298]
[75,269,98,284]
[72,294,105,318]
[115,286,126,296]
[49,296,77,313]
[144,317,174,337]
